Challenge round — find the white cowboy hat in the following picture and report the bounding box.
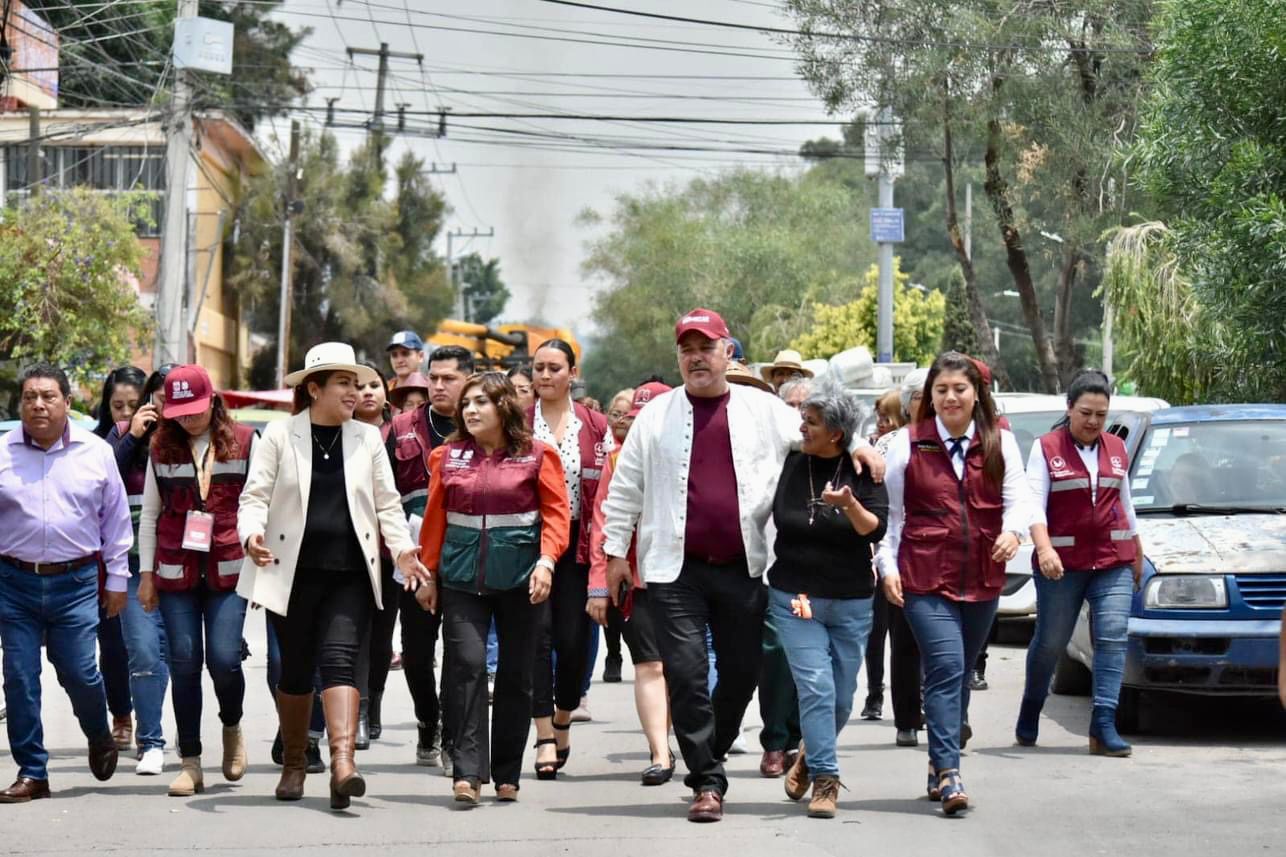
[760,348,815,382]
[284,342,380,387]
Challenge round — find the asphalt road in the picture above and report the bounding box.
[7,619,1285,856]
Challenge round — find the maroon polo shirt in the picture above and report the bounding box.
[683,391,744,565]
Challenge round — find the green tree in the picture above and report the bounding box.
[939,270,981,355]
[457,253,510,325]
[790,260,945,364]
[785,0,1154,391]
[1127,0,1286,400]
[0,188,152,401]
[27,1,310,130]
[579,168,878,397]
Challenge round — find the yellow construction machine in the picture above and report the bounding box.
[426,320,581,371]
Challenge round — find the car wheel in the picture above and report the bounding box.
[1051,649,1092,696]
[1116,687,1143,734]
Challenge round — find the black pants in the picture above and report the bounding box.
[649,557,766,797]
[865,585,889,704]
[269,570,372,695]
[608,588,662,665]
[357,558,399,700]
[441,585,542,786]
[399,584,443,738]
[887,600,924,731]
[532,529,591,716]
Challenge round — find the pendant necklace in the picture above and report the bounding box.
[807,455,846,526]
[313,429,341,460]
[427,408,452,444]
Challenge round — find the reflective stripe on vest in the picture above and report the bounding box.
[1110,529,1133,541]
[446,510,540,530]
[1049,536,1076,547]
[1050,477,1091,492]
[155,462,196,479]
[402,487,428,504]
[157,558,241,579]
[582,468,602,481]
[1099,477,1123,489]
[212,459,249,477]
[127,494,145,508]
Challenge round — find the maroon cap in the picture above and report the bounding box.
[627,381,672,418]
[967,355,993,387]
[674,308,730,343]
[162,364,213,418]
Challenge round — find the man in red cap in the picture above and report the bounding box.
[600,308,884,822]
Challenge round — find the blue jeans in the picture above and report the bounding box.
[903,594,998,773]
[118,562,170,751]
[157,584,247,758]
[0,559,110,780]
[486,618,499,675]
[1024,565,1132,709]
[582,623,600,695]
[769,589,873,777]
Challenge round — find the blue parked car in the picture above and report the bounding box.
[1056,404,1286,731]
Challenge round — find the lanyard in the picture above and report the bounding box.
[190,438,214,504]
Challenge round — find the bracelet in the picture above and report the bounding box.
[535,557,556,574]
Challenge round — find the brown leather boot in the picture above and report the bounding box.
[322,686,366,810]
[275,691,313,801]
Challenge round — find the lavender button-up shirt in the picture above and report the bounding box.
[0,420,134,591]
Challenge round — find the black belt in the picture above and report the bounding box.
[0,554,99,576]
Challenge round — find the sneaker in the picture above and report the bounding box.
[895,729,919,747]
[807,775,841,818]
[416,723,440,767]
[968,669,989,691]
[602,655,623,683]
[136,747,165,776]
[728,733,749,755]
[441,752,455,778]
[570,697,592,723]
[860,700,884,720]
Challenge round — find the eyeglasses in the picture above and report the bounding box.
[607,410,627,421]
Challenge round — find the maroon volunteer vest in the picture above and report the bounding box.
[898,420,1006,601]
[1038,429,1138,572]
[151,422,254,592]
[388,405,446,517]
[526,401,610,564]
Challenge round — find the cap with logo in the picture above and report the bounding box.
[386,330,425,352]
[674,308,730,343]
[627,381,672,418]
[162,364,214,419]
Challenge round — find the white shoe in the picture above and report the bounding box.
[728,734,750,755]
[570,696,592,723]
[136,747,165,776]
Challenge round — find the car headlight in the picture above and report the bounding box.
[1144,576,1227,609]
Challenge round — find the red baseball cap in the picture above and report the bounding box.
[967,355,993,387]
[162,364,214,418]
[627,381,672,418]
[674,308,730,343]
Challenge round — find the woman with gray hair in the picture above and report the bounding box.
[769,382,889,819]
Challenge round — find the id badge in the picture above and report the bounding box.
[181,510,215,552]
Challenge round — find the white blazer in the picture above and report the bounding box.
[236,412,415,616]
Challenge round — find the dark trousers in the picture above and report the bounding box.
[441,585,542,786]
[265,617,325,734]
[357,558,399,700]
[758,610,800,752]
[649,557,766,797]
[864,585,889,704]
[268,570,372,695]
[97,609,132,719]
[605,621,623,661]
[887,599,924,731]
[399,585,443,739]
[533,530,591,716]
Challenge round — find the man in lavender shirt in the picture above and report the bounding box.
[0,364,133,802]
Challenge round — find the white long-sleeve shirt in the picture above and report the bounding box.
[875,417,1033,577]
[1025,438,1138,533]
[600,384,868,584]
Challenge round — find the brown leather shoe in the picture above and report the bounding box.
[453,779,480,806]
[784,741,809,801]
[88,734,119,782]
[688,789,723,823]
[759,749,786,778]
[0,777,51,803]
[495,784,519,802]
[275,691,313,801]
[111,715,134,752]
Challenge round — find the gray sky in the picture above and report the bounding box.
[261,0,847,338]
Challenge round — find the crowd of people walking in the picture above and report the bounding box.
[0,308,1150,821]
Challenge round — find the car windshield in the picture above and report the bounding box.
[1131,420,1286,512]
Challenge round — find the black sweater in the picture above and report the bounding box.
[297,424,367,572]
[768,451,888,599]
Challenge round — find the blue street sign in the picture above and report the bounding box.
[870,208,905,243]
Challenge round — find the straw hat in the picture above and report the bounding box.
[726,362,774,393]
[284,342,380,387]
[760,349,814,382]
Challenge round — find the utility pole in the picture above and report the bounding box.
[964,182,973,263]
[346,42,423,152]
[25,106,39,198]
[276,120,301,389]
[865,107,904,363]
[156,0,198,367]
[446,227,495,322]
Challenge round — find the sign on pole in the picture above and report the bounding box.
[870,208,905,243]
[174,17,234,75]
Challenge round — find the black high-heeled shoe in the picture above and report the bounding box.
[533,738,559,780]
[552,720,571,770]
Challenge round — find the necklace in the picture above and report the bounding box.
[427,408,452,444]
[312,428,341,460]
[807,454,846,526]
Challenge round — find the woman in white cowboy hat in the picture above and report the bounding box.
[237,342,433,811]
[762,349,815,391]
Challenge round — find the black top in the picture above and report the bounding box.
[297,424,367,572]
[768,451,889,599]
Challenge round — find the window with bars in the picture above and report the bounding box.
[3,145,166,236]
